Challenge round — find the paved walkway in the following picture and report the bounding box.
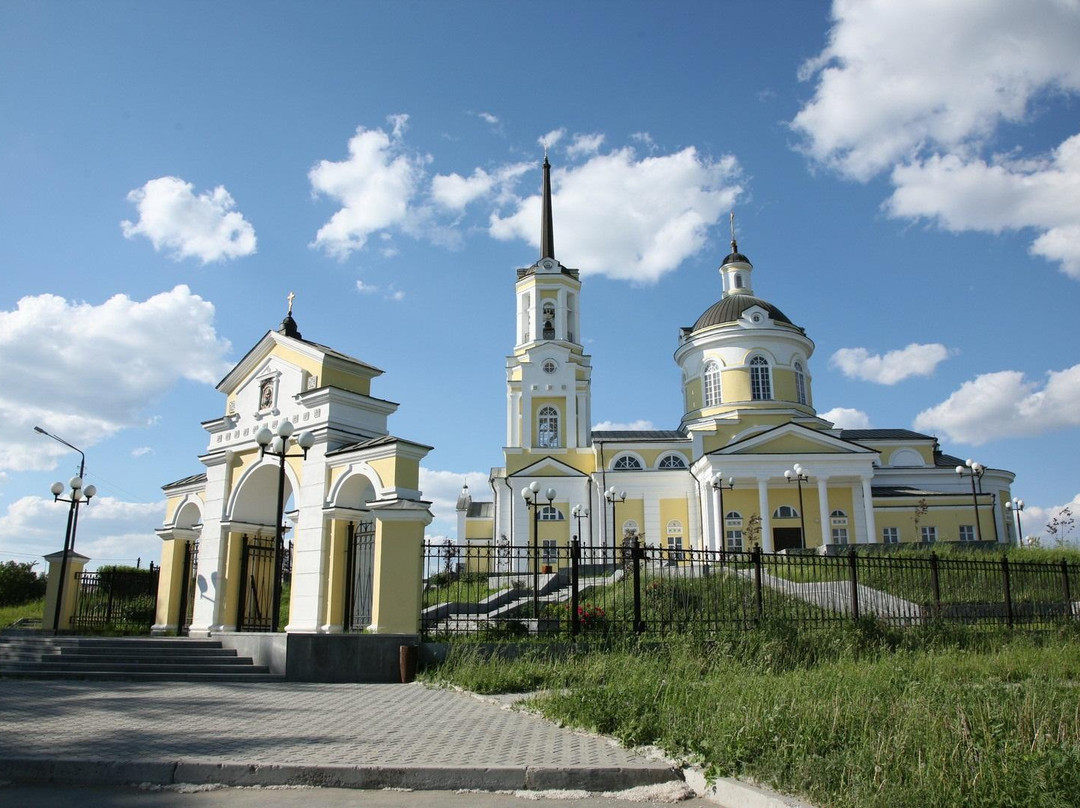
[0,681,680,793]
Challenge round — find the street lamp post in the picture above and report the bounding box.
[711,473,734,553]
[522,481,556,621]
[47,475,97,632]
[955,459,985,543]
[572,504,588,545]
[784,464,809,549]
[35,427,94,634]
[255,420,315,632]
[1006,498,1025,548]
[604,486,626,563]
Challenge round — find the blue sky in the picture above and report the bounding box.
[2,0,1079,569]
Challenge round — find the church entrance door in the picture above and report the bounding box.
[773,527,803,552]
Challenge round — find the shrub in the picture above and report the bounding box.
[0,561,47,607]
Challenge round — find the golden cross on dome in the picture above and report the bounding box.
[287,291,295,314]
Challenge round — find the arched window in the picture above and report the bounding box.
[750,355,772,400]
[734,274,744,288]
[539,506,564,521]
[537,406,559,448]
[613,455,642,470]
[725,511,742,522]
[622,519,639,538]
[830,510,848,519]
[723,511,743,550]
[703,361,722,407]
[794,361,807,405]
[658,454,687,469]
[542,300,556,321]
[773,505,798,519]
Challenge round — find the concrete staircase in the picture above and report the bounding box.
[0,636,283,682]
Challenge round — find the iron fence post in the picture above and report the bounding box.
[1002,555,1014,628]
[929,552,941,620]
[632,538,644,634]
[848,548,860,621]
[571,538,580,638]
[753,546,764,622]
[1063,559,1073,620]
[237,533,250,628]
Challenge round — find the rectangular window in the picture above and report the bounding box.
[959,525,976,542]
[921,526,937,543]
[541,539,557,564]
[666,537,684,561]
[831,528,849,545]
[726,529,743,550]
[882,527,899,544]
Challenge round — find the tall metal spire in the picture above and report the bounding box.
[540,152,555,261]
[729,211,738,254]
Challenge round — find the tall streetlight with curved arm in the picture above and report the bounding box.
[255,420,315,632]
[955,459,985,543]
[784,464,809,549]
[1006,497,1024,547]
[522,482,556,620]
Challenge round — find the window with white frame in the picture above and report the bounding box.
[537,406,559,448]
[658,454,687,469]
[704,361,722,407]
[539,506,564,521]
[666,520,684,560]
[749,355,772,400]
[882,526,899,544]
[541,539,557,563]
[726,529,744,550]
[613,455,642,470]
[794,361,807,405]
[724,511,744,550]
[831,527,849,545]
[921,526,937,543]
[959,524,976,542]
[774,505,798,519]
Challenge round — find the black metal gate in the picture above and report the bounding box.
[344,520,375,631]
[71,567,159,633]
[237,534,276,631]
[177,539,199,635]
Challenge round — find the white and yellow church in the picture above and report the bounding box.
[154,157,1016,637]
[457,157,1016,569]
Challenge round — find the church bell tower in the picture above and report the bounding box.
[505,156,593,455]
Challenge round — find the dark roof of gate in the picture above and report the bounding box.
[162,472,207,490]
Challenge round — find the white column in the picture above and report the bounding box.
[758,477,773,552]
[556,287,567,341]
[192,456,230,635]
[566,385,578,449]
[816,477,830,546]
[288,445,328,633]
[861,476,877,545]
[711,483,723,552]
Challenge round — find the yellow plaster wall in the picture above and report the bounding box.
[685,378,702,413]
[153,539,187,628]
[465,519,493,540]
[658,498,689,543]
[324,519,348,628]
[619,498,646,539]
[871,497,987,543]
[369,518,424,634]
[721,368,751,401]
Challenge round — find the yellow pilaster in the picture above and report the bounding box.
[368,503,433,634]
[42,550,90,631]
[153,538,189,631]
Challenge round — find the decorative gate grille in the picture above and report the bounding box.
[344,520,375,631]
[237,534,276,631]
[177,540,199,635]
[71,567,159,633]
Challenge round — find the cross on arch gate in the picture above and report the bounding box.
[344,519,375,631]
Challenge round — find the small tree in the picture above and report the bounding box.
[1046,506,1075,548]
[744,513,762,550]
[0,561,46,607]
[911,498,929,541]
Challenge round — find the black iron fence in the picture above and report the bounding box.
[71,566,159,633]
[420,540,1079,640]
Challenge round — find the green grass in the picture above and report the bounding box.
[0,597,44,628]
[424,622,1080,808]
[423,575,506,608]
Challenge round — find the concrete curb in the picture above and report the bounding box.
[683,767,816,808]
[0,758,682,793]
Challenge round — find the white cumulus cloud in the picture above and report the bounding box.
[121,176,256,263]
[593,420,657,432]
[792,0,1080,277]
[567,133,605,158]
[913,363,1080,445]
[820,408,872,430]
[0,286,232,472]
[490,146,741,283]
[309,116,431,258]
[420,468,491,538]
[830,343,949,385]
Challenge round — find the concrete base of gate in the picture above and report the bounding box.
[212,632,419,683]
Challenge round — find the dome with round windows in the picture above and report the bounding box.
[691,294,795,332]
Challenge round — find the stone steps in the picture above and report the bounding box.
[0,636,283,682]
